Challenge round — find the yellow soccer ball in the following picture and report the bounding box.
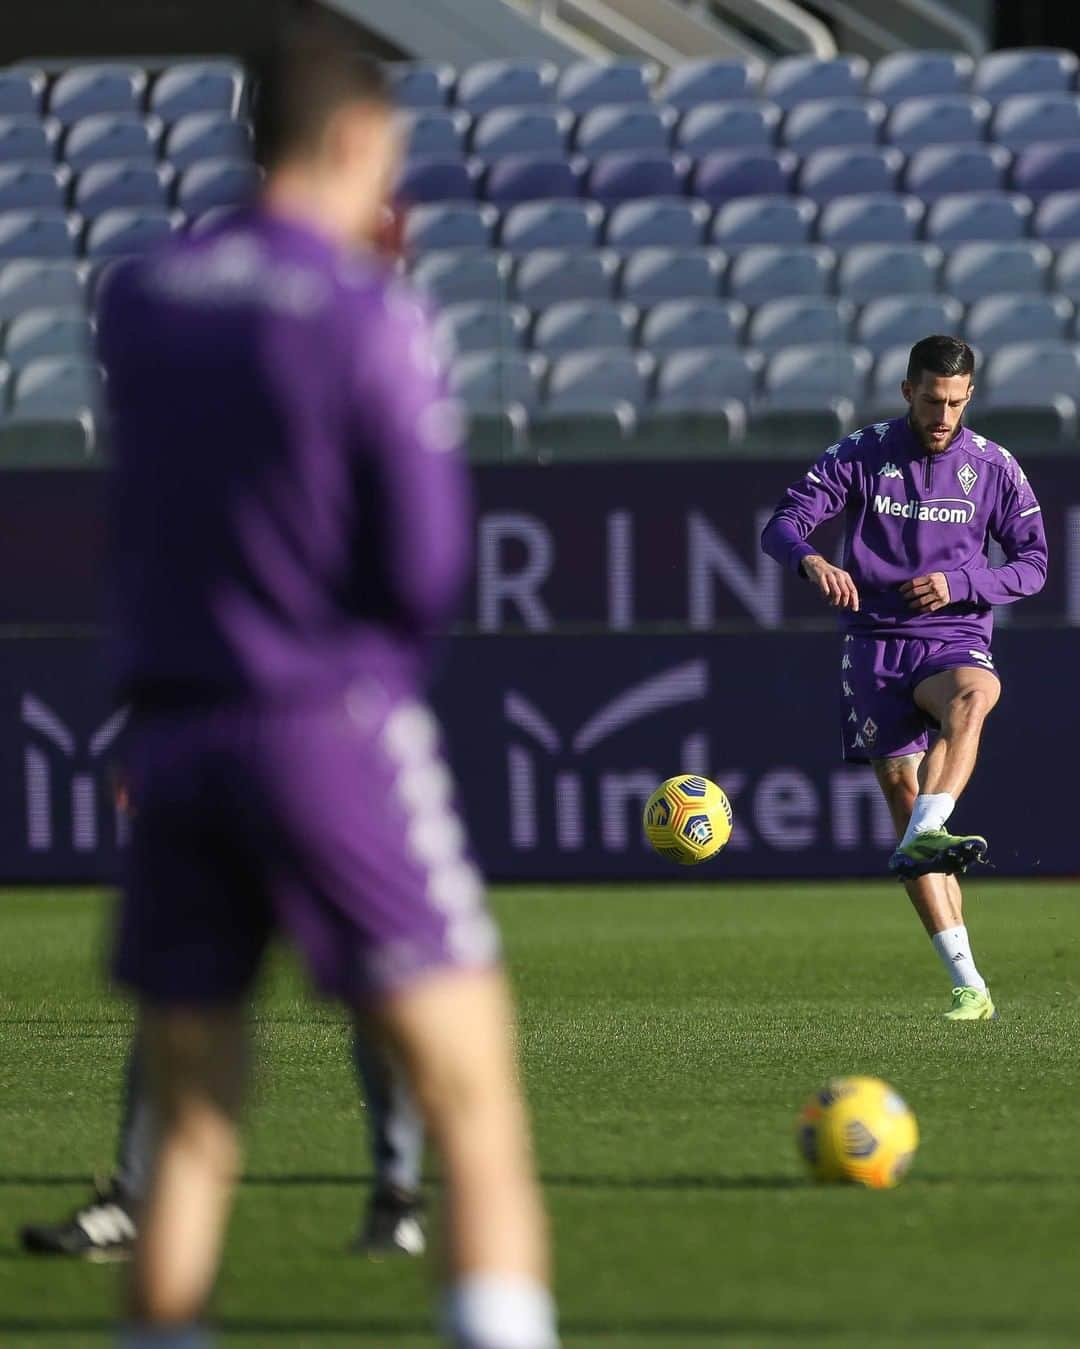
[642,775,733,865]
[797,1076,919,1189]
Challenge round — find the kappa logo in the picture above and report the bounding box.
[848,430,864,445]
[971,434,987,451]
[873,422,890,441]
[957,462,978,496]
[968,649,994,669]
[825,442,841,457]
[848,709,858,724]
[879,462,903,479]
[842,680,854,697]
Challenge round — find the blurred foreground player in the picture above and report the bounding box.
[99,14,556,1349]
[762,337,1047,1020]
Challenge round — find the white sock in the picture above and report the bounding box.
[444,1274,559,1349]
[931,925,987,992]
[900,792,956,848]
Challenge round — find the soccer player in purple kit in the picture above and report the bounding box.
[97,14,557,1349]
[762,336,1047,1021]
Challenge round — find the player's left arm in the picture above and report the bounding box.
[942,454,1048,607]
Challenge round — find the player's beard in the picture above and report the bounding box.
[907,411,962,455]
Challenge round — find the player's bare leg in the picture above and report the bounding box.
[875,755,995,1019]
[126,1004,247,1335]
[374,966,557,1348]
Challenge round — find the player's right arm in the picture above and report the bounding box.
[760,443,860,612]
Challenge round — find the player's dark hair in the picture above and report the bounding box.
[250,9,392,169]
[906,335,975,385]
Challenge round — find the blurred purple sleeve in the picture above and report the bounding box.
[353,288,472,635]
[943,453,1048,606]
[761,444,855,576]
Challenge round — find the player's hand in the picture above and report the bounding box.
[900,573,951,613]
[801,554,860,611]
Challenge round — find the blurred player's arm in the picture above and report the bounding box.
[761,445,860,611]
[942,457,1048,607]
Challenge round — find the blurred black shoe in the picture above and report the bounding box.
[20,1179,136,1262]
[350,1184,426,1257]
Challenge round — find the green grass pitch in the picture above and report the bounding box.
[2,881,1080,1348]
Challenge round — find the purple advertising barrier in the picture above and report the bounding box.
[0,630,1075,883]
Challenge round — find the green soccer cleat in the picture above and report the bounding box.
[944,986,998,1021]
[888,829,988,879]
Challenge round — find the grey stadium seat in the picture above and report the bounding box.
[0,164,68,211]
[983,339,1080,403]
[0,116,60,164]
[0,211,77,260]
[512,249,619,304]
[798,146,904,202]
[662,59,762,109]
[781,98,886,152]
[410,250,511,304]
[855,295,965,355]
[3,307,92,367]
[924,191,1032,242]
[404,203,497,252]
[675,101,780,153]
[499,200,603,251]
[176,160,260,214]
[0,68,46,117]
[402,109,471,160]
[545,349,652,412]
[449,350,546,413]
[870,344,917,408]
[964,294,1073,351]
[1054,241,1080,299]
[761,343,872,412]
[605,198,709,248]
[385,63,454,110]
[991,94,1080,151]
[619,247,724,302]
[763,55,868,110]
[710,195,817,249]
[835,243,943,300]
[0,259,85,319]
[654,347,762,408]
[453,60,557,113]
[903,143,1010,201]
[9,355,102,418]
[165,114,252,170]
[974,48,1078,102]
[640,298,746,350]
[433,301,529,354]
[816,194,924,245]
[573,105,674,156]
[150,61,245,120]
[470,107,570,159]
[64,114,161,170]
[85,208,177,258]
[727,244,833,304]
[867,51,974,106]
[884,95,991,150]
[557,62,654,112]
[49,64,146,123]
[531,299,637,352]
[942,240,1052,302]
[1034,190,1080,242]
[74,161,172,217]
[748,297,853,352]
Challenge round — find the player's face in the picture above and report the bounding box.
[326,102,402,249]
[901,371,973,453]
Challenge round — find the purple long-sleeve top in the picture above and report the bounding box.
[760,415,1047,642]
[98,208,471,708]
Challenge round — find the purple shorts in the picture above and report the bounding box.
[840,635,999,764]
[113,683,499,1007]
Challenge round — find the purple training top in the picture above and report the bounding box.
[98,208,471,708]
[760,415,1048,643]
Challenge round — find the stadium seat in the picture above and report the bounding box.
[573,105,674,156]
[84,207,176,258]
[176,159,260,214]
[904,143,1011,200]
[512,249,619,304]
[764,55,868,109]
[449,350,546,412]
[974,48,1078,101]
[639,297,746,350]
[557,62,654,112]
[404,203,496,251]
[410,249,512,304]
[619,247,724,302]
[531,298,637,351]
[150,61,245,119]
[965,293,1073,350]
[869,344,917,408]
[165,114,252,170]
[942,239,1052,301]
[470,107,570,159]
[781,98,886,151]
[8,355,102,418]
[586,152,687,203]
[835,242,943,299]
[924,191,1032,242]
[0,116,60,164]
[1053,241,1080,298]
[655,346,762,408]
[0,164,68,211]
[992,94,1080,150]
[74,161,172,217]
[798,146,904,201]
[884,95,992,150]
[674,101,781,153]
[64,114,161,170]
[690,149,797,204]
[605,198,709,248]
[402,109,471,159]
[1033,190,1080,241]
[545,348,652,412]
[0,68,45,117]
[0,211,77,260]
[661,59,762,109]
[3,307,92,367]
[49,64,147,123]
[454,60,557,113]
[748,296,853,352]
[761,343,871,412]
[499,200,603,251]
[0,414,98,466]
[1012,142,1080,200]
[710,194,817,249]
[386,63,455,109]
[816,193,923,244]
[855,295,965,355]
[433,300,529,354]
[399,157,480,203]
[867,51,974,106]
[0,259,85,319]
[483,156,583,205]
[984,339,1080,402]
[727,244,833,303]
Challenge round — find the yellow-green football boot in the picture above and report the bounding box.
[888,829,988,879]
[943,986,998,1021]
